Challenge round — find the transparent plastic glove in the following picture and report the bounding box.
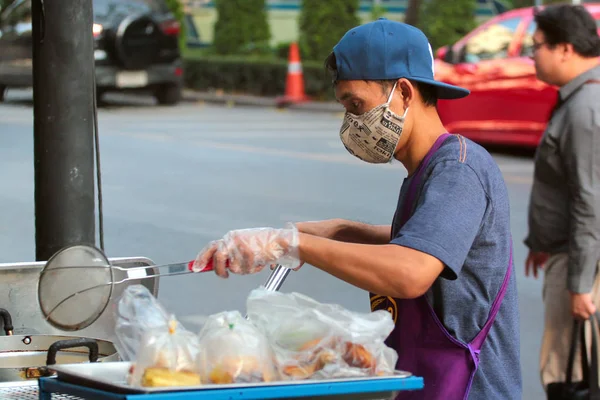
[193,224,301,278]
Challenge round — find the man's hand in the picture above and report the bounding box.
[570,292,596,321]
[525,251,549,278]
[193,225,301,278]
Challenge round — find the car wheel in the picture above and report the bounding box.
[155,84,181,106]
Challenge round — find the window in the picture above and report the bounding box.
[459,17,523,63]
[93,0,169,19]
[520,21,537,58]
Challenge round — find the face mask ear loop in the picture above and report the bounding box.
[401,105,409,119]
[386,81,398,104]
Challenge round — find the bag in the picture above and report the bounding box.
[129,318,201,388]
[245,288,398,380]
[547,312,600,400]
[114,285,174,362]
[196,310,280,384]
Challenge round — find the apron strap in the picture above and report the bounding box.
[470,241,513,350]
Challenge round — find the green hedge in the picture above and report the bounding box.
[183,56,336,101]
[213,0,271,56]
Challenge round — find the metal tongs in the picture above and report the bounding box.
[37,244,292,331]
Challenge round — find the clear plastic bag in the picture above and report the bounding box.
[129,319,201,388]
[113,285,173,362]
[246,288,398,380]
[196,310,280,384]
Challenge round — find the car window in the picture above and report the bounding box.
[520,20,537,58]
[93,0,169,18]
[458,16,523,63]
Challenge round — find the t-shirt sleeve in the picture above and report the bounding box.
[390,160,489,280]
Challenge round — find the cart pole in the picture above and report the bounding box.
[32,0,97,261]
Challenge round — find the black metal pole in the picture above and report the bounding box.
[32,0,96,261]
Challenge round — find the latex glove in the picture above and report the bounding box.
[193,225,301,278]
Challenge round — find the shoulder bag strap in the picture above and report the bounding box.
[589,312,600,399]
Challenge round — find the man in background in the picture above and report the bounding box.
[524,3,600,390]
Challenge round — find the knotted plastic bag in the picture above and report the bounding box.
[113,285,173,362]
[246,288,398,380]
[129,319,201,387]
[196,310,280,384]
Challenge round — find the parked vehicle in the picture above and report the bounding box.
[0,0,183,105]
[434,3,600,148]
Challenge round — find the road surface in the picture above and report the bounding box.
[0,91,543,399]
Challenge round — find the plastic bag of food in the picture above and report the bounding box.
[246,288,398,380]
[196,310,280,384]
[114,285,184,362]
[129,319,201,388]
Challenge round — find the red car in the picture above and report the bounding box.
[434,3,600,148]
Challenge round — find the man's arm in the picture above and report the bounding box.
[563,106,600,294]
[296,219,391,245]
[297,233,444,299]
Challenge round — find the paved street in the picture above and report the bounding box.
[1,91,541,399]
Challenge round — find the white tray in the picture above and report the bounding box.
[50,361,414,395]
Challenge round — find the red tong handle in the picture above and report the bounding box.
[187,259,229,273]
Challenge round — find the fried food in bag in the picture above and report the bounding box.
[130,319,201,387]
[246,288,398,380]
[196,310,280,384]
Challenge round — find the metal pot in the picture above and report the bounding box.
[0,308,119,382]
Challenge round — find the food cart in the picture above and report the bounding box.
[0,257,160,399]
[38,369,424,399]
[0,256,425,399]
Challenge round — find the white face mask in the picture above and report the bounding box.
[339,82,408,164]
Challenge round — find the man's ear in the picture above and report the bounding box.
[397,78,415,110]
[561,43,575,61]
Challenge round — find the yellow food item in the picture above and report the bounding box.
[142,367,201,387]
[206,355,276,384]
[208,365,234,384]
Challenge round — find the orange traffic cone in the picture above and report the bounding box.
[277,42,310,107]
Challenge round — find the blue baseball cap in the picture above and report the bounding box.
[333,18,469,100]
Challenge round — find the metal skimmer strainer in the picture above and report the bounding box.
[37,244,290,332]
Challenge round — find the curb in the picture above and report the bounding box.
[182,89,344,114]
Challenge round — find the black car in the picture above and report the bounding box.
[0,0,183,105]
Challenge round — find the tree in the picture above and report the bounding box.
[298,0,360,62]
[419,0,477,50]
[405,0,423,26]
[0,0,15,18]
[213,0,271,55]
[164,0,186,48]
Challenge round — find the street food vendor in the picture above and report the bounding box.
[193,19,522,400]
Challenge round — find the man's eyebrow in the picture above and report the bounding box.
[338,92,355,103]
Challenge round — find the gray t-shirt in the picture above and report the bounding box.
[390,136,522,400]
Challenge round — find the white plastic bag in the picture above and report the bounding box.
[246,288,398,380]
[196,310,280,384]
[129,319,201,387]
[113,285,173,362]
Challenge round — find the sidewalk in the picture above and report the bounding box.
[182,89,344,114]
